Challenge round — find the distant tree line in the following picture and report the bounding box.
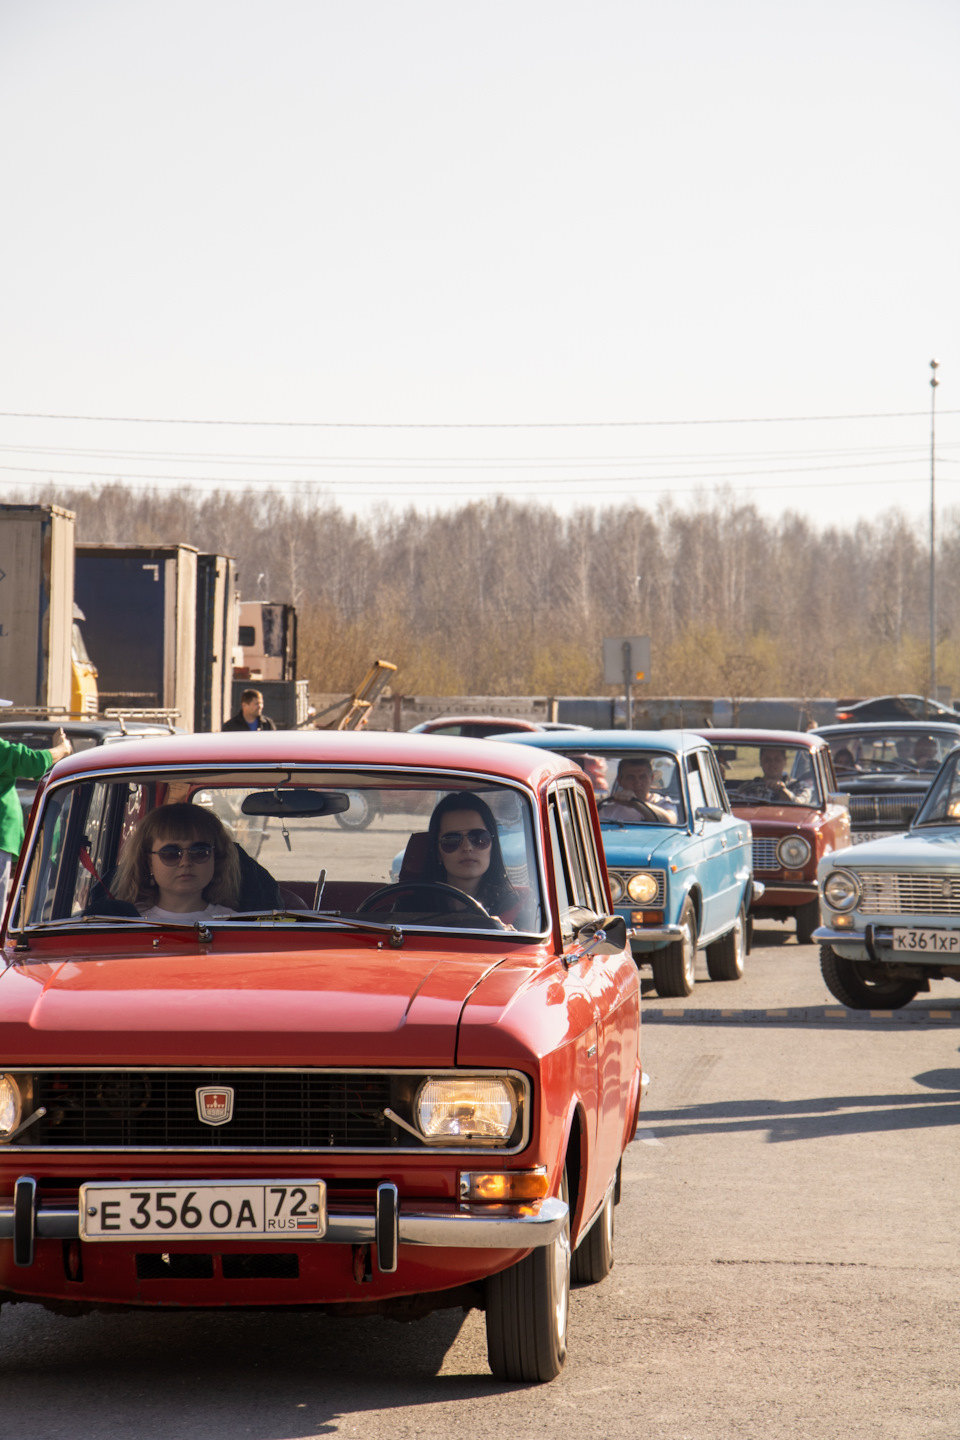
[18,483,960,701]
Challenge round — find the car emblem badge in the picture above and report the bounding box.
[943,879,953,899]
[196,1087,234,1126]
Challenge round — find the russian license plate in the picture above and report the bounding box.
[892,927,960,955]
[79,1181,326,1241]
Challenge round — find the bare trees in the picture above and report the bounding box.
[21,482,959,699]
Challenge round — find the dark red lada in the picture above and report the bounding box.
[697,729,851,945]
[0,731,640,1383]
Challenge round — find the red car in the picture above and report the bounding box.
[409,717,587,738]
[697,729,850,944]
[0,731,640,1383]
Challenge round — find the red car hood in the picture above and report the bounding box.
[0,939,533,1067]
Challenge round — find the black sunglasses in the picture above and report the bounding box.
[438,828,493,854]
[152,843,215,866]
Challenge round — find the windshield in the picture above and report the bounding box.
[825,730,956,775]
[11,767,545,937]
[712,742,821,807]
[561,751,686,826]
[913,751,960,825]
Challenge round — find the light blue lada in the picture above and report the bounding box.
[501,731,758,997]
[815,739,960,1008]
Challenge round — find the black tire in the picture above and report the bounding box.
[571,1184,614,1286]
[652,899,697,997]
[705,907,746,981]
[819,945,921,1010]
[333,791,377,830]
[795,899,820,946]
[485,1170,570,1382]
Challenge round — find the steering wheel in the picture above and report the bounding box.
[356,881,496,923]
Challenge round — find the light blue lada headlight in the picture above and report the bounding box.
[822,869,861,912]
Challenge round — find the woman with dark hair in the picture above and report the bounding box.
[113,803,241,921]
[423,791,519,921]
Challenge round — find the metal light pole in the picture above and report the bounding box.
[929,359,940,712]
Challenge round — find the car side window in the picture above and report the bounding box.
[72,781,111,913]
[571,786,606,909]
[548,785,604,940]
[685,754,707,815]
[704,748,730,811]
[547,802,575,941]
[696,750,724,810]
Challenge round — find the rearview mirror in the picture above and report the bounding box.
[241,789,351,819]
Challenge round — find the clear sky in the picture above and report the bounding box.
[0,0,956,531]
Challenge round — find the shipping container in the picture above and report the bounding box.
[75,544,198,729]
[195,554,239,732]
[0,504,75,710]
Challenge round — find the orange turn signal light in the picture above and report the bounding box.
[459,1167,550,1203]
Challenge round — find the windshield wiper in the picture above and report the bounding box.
[21,914,166,931]
[221,910,408,938]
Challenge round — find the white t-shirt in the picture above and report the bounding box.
[140,903,236,923]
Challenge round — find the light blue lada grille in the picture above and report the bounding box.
[858,872,960,916]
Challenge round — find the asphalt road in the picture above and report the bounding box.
[4,925,959,1439]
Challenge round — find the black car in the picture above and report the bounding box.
[0,719,181,820]
[816,722,960,843]
[834,694,960,724]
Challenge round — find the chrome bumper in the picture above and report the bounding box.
[0,1177,567,1274]
[753,881,816,899]
[814,922,960,966]
[627,923,682,946]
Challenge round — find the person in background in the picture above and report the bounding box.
[223,688,277,732]
[599,757,677,823]
[576,753,610,800]
[913,736,939,769]
[739,746,812,804]
[0,701,73,917]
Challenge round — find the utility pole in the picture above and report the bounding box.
[929,359,940,714]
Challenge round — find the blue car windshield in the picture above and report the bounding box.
[562,752,686,826]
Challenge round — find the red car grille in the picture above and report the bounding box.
[28,1071,396,1149]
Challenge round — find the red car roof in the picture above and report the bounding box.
[47,727,577,788]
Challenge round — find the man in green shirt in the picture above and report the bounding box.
[0,703,73,918]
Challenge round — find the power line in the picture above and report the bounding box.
[0,408,957,429]
[3,464,957,497]
[0,456,941,485]
[0,440,952,468]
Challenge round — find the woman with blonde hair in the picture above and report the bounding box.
[114,803,241,921]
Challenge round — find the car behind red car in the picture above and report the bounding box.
[698,729,850,944]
